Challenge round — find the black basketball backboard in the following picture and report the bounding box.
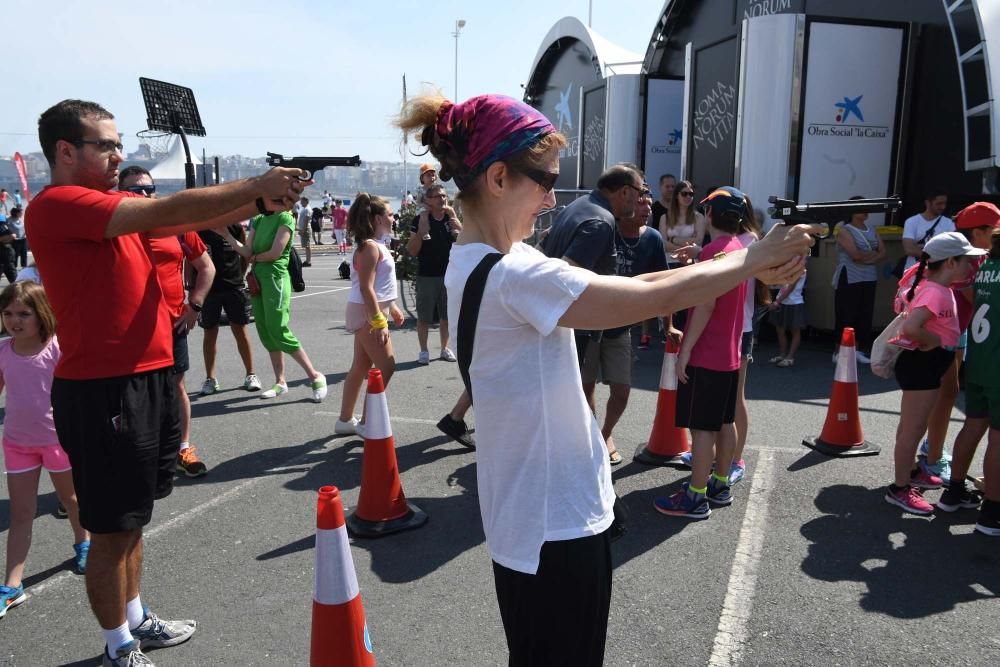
[139,77,206,136]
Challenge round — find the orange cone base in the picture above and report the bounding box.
[633,442,690,467]
[802,436,880,457]
[346,502,428,538]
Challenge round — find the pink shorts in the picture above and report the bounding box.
[2,439,72,474]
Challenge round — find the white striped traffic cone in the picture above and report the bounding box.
[311,486,376,666]
[634,339,690,466]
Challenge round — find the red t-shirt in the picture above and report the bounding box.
[332,207,348,230]
[148,232,207,322]
[24,185,173,380]
[686,235,748,372]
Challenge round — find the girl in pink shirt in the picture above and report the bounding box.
[885,232,987,516]
[0,281,89,619]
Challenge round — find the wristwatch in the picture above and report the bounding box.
[189,301,203,313]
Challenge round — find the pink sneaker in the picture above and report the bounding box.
[885,485,934,515]
[910,467,943,489]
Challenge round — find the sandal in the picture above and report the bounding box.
[608,449,624,466]
[768,355,785,364]
[777,358,795,367]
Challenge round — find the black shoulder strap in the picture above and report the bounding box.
[922,216,943,243]
[458,253,504,405]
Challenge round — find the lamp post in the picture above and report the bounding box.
[453,19,466,100]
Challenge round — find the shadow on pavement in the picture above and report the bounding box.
[800,484,1000,618]
[173,435,340,488]
[612,477,697,569]
[22,558,77,588]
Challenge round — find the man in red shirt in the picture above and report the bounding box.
[119,166,216,479]
[25,99,306,666]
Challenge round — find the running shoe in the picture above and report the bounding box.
[729,459,746,485]
[200,377,220,396]
[418,351,430,365]
[436,414,475,449]
[243,374,262,392]
[884,485,934,515]
[974,501,1000,536]
[131,608,196,649]
[334,417,362,435]
[74,540,90,574]
[311,376,328,403]
[638,334,651,351]
[653,485,711,520]
[176,447,208,478]
[0,584,26,619]
[260,383,288,399]
[918,438,953,463]
[678,451,693,468]
[707,478,733,506]
[440,348,457,362]
[918,454,951,483]
[935,484,982,512]
[103,639,152,667]
[910,466,943,490]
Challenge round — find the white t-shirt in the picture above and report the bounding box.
[445,242,615,574]
[738,232,756,333]
[296,206,311,233]
[902,213,955,269]
[782,270,807,305]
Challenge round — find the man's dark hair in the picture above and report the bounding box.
[38,99,115,167]
[597,164,641,192]
[925,190,947,203]
[9,207,22,217]
[118,165,151,187]
[659,173,676,185]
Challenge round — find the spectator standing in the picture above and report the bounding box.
[901,192,954,270]
[296,196,312,266]
[650,173,675,231]
[407,183,462,364]
[0,214,15,283]
[332,199,348,253]
[832,198,886,362]
[8,207,28,269]
[197,223,261,395]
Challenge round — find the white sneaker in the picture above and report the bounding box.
[260,383,288,399]
[243,374,262,391]
[856,351,871,364]
[311,375,328,403]
[200,377,220,395]
[335,417,360,435]
[418,350,430,365]
[440,348,457,362]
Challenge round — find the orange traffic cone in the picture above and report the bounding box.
[311,486,376,667]
[802,327,880,457]
[346,369,428,537]
[634,339,691,466]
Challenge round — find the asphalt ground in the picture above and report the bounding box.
[2,250,998,666]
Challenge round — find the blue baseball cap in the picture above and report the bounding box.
[700,186,748,218]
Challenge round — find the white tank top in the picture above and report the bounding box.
[348,240,398,304]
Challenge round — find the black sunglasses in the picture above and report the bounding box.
[518,167,559,192]
[125,184,156,195]
[73,139,124,154]
[678,190,695,197]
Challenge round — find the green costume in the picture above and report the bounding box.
[250,212,300,353]
[966,256,1000,427]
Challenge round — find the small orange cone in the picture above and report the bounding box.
[802,328,880,457]
[311,486,376,667]
[634,339,691,466]
[346,369,428,537]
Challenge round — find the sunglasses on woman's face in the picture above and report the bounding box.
[518,167,559,192]
[679,190,695,198]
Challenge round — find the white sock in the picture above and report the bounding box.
[179,441,191,452]
[103,622,133,655]
[126,596,145,630]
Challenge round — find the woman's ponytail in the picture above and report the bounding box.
[906,253,930,303]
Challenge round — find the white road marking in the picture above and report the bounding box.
[708,449,778,667]
[290,287,351,299]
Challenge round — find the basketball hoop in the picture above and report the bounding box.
[136,128,173,158]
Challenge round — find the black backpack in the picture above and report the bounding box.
[338,260,351,280]
[288,246,306,292]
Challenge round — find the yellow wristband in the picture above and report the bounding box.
[713,251,728,261]
[369,312,388,332]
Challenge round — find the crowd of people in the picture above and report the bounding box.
[0,91,997,667]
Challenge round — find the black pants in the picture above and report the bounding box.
[492,530,612,667]
[12,239,27,268]
[834,273,876,354]
[0,258,15,283]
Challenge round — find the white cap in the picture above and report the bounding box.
[923,231,988,262]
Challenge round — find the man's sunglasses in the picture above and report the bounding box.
[125,184,156,196]
[518,167,559,192]
[73,139,124,154]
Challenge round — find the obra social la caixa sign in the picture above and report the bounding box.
[799,21,904,206]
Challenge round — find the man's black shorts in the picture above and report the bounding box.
[172,328,189,374]
[51,368,181,534]
[675,365,739,432]
[199,288,252,329]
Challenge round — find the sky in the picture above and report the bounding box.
[3,0,663,163]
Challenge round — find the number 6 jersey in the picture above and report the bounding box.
[967,256,1000,388]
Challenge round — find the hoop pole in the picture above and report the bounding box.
[176,125,196,190]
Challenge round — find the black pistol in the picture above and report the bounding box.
[266,152,362,181]
[768,196,902,239]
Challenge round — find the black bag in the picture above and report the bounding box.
[338,260,351,280]
[457,253,628,543]
[288,246,306,292]
[893,215,942,279]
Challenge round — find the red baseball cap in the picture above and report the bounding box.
[954,201,1000,230]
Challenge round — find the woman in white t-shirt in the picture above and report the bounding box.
[396,92,819,665]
